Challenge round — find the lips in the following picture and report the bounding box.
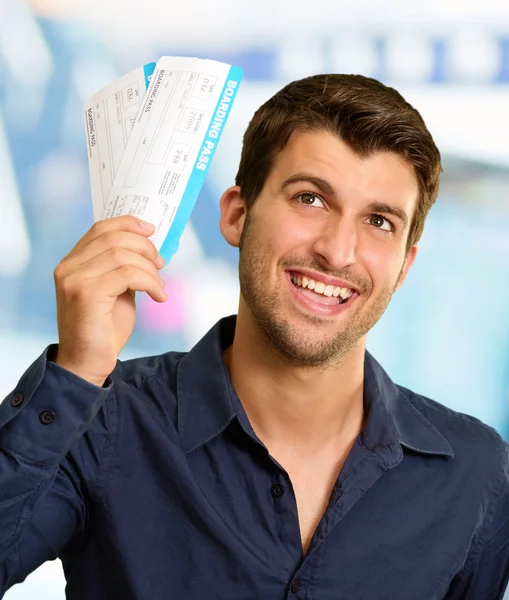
[289,271,353,304]
[286,271,359,316]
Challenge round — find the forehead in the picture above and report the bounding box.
[268,130,419,211]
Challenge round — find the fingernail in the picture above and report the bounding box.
[156,254,165,268]
[139,219,154,231]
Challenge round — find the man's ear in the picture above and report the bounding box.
[395,244,418,291]
[219,186,247,248]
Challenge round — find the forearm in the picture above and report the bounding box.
[0,346,113,588]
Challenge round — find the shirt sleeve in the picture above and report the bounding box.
[445,439,509,600]
[0,345,115,593]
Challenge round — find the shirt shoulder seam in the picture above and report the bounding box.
[399,386,502,439]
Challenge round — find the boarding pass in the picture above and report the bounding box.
[84,57,243,263]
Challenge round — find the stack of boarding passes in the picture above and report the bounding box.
[84,57,243,263]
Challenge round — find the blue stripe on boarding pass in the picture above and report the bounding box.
[159,65,243,263]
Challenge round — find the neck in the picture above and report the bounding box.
[223,310,366,455]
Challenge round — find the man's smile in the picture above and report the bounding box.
[286,270,360,316]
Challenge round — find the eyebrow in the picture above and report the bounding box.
[280,174,336,197]
[280,173,410,229]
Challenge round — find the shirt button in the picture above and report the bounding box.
[11,393,24,407]
[271,484,285,498]
[39,410,55,425]
[291,579,302,593]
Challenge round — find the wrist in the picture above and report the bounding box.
[53,349,108,388]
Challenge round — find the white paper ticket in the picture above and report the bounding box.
[98,56,242,263]
[84,63,155,220]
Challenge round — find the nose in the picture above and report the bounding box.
[311,214,358,270]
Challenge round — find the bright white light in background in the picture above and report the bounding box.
[0,0,53,133]
[31,151,87,207]
[448,29,500,82]
[185,259,240,348]
[0,0,52,87]
[27,0,509,36]
[385,31,435,83]
[97,30,157,75]
[399,86,509,166]
[0,113,31,276]
[276,38,325,82]
[163,223,205,278]
[443,0,509,20]
[72,60,119,105]
[329,32,378,77]
[0,555,64,600]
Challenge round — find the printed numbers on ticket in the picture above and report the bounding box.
[84,63,155,220]
[101,57,243,263]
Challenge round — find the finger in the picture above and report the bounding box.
[67,231,163,272]
[62,248,164,296]
[72,215,155,255]
[93,265,167,303]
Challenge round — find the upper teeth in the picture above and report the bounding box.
[291,274,354,300]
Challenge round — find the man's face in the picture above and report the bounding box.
[230,129,419,366]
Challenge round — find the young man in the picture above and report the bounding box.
[1,74,508,599]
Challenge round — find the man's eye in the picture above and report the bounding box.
[369,215,393,232]
[296,193,324,207]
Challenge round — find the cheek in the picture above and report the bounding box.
[277,212,320,249]
[258,212,310,258]
[358,239,404,288]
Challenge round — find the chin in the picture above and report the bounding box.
[265,318,353,366]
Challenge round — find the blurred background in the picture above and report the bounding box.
[1,0,509,596]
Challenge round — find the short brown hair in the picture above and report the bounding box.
[235,74,442,250]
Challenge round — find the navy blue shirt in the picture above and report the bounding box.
[1,315,508,599]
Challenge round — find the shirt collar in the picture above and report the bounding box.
[177,315,454,461]
[362,353,454,462]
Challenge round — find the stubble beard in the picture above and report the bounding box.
[238,213,401,369]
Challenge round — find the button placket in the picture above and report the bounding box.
[271,483,285,498]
